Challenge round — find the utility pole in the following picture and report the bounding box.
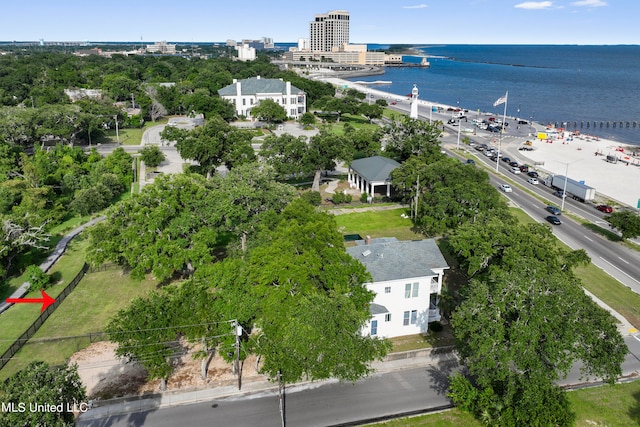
[114,115,120,145]
[234,321,242,390]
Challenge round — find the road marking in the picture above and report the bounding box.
[633,335,640,344]
[619,257,630,265]
[583,236,593,242]
[599,257,640,286]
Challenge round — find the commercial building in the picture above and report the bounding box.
[310,10,350,52]
[146,41,176,54]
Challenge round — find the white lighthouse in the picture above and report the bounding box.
[410,84,419,119]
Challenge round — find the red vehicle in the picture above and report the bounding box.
[596,205,613,213]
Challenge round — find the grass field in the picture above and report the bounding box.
[101,118,169,146]
[333,208,423,241]
[0,235,159,381]
[365,381,640,426]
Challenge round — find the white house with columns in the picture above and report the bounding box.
[346,237,449,338]
[217,76,306,120]
[348,156,400,197]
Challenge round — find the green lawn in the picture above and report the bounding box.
[0,237,90,357]
[364,381,640,426]
[101,117,169,146]
[0,234,159,381]
[333,208,423,241]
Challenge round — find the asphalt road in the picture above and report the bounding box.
[78,334,640,427]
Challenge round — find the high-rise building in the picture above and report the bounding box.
[309,10,349,52]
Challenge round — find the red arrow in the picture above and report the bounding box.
[6,290,56,312]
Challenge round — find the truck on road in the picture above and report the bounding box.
[544,175,596,202]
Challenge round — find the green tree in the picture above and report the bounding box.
[607,210,640,239]
[259,134,308,178]
[383,116,444,162]
[139,145,166,168]
[244,200,391,422]
[359,103,383,123]
[164,117,254,177]
[250,99,287,124]
[306,127,352,191]
[87,174,219,281]
[25,264,51,292]
[392,156,506,236]
[0,361,86,427]
[69,183,112,216]
[299,111,316,127]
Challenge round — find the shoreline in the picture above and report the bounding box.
[317,75,640,209]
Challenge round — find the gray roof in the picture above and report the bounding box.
[346,238,449,283]
[350,156,400,183]
[370,303,390,315]
[218,77,303,96]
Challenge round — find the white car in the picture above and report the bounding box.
[499,184,513,193]
[528,178,539,185]
[510,167,521,174]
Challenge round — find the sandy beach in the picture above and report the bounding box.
[320,74,640,209]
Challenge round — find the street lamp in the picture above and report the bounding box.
[456,117,462,150]
[554,159,581,211]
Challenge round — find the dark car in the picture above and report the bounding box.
[501,157,511,163]
[466,159,476,165]
[546,215,562,225]
[553,190,566,198]
[518,119,529,124]
[546,206,562,215]
[528,171,539,178]
[509,161,519,168]
[596,204,613,213]
[487,126,501,132]
[519,164,529,172]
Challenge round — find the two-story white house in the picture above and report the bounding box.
[217,76,306,120]
[346,237,449,338]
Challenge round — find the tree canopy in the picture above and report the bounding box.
[607,210,640,240]
[446,216,626,426]
[0,361,86,427]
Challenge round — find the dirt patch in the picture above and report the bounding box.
[69,341,263,400]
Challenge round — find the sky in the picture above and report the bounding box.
[1,0,637,45]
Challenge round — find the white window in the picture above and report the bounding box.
[384,286,391,294]
[410,310,417,325]
[404,283,411,298]
[403,311,410,326]
[412,282,419,298]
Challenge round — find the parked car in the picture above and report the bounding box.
[546,215,562,225]
[499,184,513,193]
[528,171,539,178]
[528,178,539,185]
[518,119,529,124]
[596,204,613,213]
[546,206,562,215]
[510,167,521,174]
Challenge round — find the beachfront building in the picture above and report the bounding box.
[348,156,400,197]
[310,10,350,52]
[217,76,306,119]
[346,237,449,338]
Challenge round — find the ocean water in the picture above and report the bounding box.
[351,45,640,145]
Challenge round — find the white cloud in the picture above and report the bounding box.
[514,1,553,9]
[402,4,428,9]
[571,0,607,6]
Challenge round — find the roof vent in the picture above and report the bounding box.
[362,250,371,257]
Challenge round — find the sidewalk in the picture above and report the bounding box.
[77,347,457,422]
